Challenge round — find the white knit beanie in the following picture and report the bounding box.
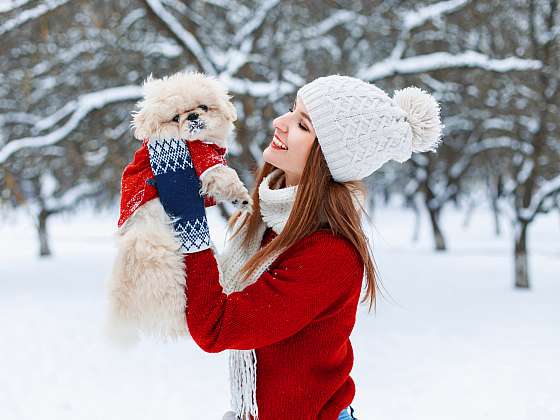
[297,74,444,182]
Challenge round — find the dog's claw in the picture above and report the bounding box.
[230,196,253,213]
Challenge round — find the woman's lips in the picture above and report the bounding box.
[271,134,288,150]
[270,139,286,151]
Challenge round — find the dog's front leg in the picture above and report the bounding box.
[200,165,253,213]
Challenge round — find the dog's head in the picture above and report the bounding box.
[131,71,237,148]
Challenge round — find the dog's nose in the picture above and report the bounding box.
[187,113,199,121]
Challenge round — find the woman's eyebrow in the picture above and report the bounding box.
[301,112,311,124]
[293,98,312,124]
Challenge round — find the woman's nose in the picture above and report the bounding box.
[273,115,288,132]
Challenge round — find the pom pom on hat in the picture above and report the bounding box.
[393,86,444,153]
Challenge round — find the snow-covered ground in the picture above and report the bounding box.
[1,201,558,420]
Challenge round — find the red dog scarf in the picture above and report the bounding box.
[118,139,227,228]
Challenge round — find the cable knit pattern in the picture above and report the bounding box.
[184,168,365,420]
[258,170,297,235]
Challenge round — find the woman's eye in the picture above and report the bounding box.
[288,108,307,130]
[199,105,209,112]
[172,114,180,123]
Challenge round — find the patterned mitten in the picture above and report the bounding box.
[147,137,211,253]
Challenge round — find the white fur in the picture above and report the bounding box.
[105,200,188,346]
[131,71,237,146]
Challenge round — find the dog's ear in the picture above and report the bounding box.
[131,104,160,140]
[222,97,237,122]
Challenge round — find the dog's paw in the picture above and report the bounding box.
[231,193,253,213]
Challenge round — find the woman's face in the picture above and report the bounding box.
[263,94,317,186]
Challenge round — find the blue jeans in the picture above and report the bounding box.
[338,405,358,419]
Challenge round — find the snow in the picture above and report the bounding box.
[519,174,560,222]
[0,86,142,164]
[403,0,469,31]
[231,0,280,45]
[219,75,294,99]
[0,0,33,14]
[143,0,217,75]
[1,201,559,420]
[0,0,73,37]
[299,9,364,39]
[358,51,543,81]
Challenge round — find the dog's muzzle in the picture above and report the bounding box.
[187,116,206,136]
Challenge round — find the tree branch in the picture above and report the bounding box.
[0,0,73,36]
[143,0,217,75]
[358,51,543,81]
[0,86,141,164]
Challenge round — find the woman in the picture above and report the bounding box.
[172,75,442,419]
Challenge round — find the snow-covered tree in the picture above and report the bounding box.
[0,0,555,271]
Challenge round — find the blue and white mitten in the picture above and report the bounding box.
[147,138,211,254]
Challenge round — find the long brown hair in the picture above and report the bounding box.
[227,138,380,312]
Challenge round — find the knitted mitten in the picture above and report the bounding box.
[147,137,211,253]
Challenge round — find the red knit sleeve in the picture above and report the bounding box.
[188,140,228,178]
[184,232,363,353]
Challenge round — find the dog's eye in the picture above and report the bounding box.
[199,105,209,112]
[172,114,180,123]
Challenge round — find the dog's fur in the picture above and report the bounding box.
[105,71,252,346]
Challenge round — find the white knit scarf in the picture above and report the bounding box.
[212,168,296,420]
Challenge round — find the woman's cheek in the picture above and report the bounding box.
[288,147,305,172]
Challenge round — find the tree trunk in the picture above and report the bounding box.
[513,220,530,289]
[38,209,52,257]
[410,197,421,243]
[491,197,502,237]
[428,206,446,251]
[489,175,502,237]
[462,198,475,229]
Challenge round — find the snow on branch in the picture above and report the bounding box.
[0,86,141,164]
[232,0,281,45]
[519,174,560,222]
[222,75,294,99]
[300,9,366,39]
[358,51,542,81]
[0,0,73,37]
[32,102,76,133]
[44,181,102,213]
[403,0,469,31]
[0,112,41,127]
[0,0,32,13]
[449,136,532,179]
[143,0,216,75]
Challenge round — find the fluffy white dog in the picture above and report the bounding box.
[105,71,252,346]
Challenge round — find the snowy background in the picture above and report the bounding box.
[1,0,559,419]
[1,201,558,420]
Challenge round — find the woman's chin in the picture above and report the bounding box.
[262,146,276,164]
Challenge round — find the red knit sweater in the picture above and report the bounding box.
[184,226,363,420]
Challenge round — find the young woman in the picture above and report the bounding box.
[172,75,442,419]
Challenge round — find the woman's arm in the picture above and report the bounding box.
[184,231,363,353]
